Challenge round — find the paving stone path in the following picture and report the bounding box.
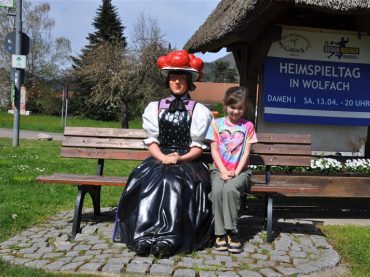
[0,208,341,276]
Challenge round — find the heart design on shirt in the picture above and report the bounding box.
[219,130,245,153]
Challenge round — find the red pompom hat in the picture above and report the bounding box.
[156,50,204,82]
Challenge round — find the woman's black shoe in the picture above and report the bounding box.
[152,241,173,258]
[133,240,152,256]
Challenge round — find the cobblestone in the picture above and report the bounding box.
[149,264,174,276]
[0,208,342,276]
[101,262,125,273]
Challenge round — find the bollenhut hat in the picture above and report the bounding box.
[157,50,204,82]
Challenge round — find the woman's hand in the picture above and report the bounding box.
[162,152,180,164]
[148,143,179,165]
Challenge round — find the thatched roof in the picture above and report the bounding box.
[184,0,370,53]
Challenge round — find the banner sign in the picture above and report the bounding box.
[263,27,370,126]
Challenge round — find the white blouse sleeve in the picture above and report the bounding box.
[142,101,159,145]
[190,103,213,149]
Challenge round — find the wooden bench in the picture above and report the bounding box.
[37,127,321,241]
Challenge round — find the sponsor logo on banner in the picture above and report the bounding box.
[278,33,311,56]
[323,37,360,61]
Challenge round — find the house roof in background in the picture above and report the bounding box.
[190,82,238,104]
[184,0,370,53]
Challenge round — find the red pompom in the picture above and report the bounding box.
[156,56,168,68]
[168,50,190,67]
[189,57,204,71]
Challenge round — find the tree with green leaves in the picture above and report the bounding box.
[72,0,127,121]
[213,60,238,83]
[74,14,168,128]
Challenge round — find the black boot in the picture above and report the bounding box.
[152,241,173,258]
[133,239,152,256]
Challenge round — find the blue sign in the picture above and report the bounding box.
[263,28,370,126]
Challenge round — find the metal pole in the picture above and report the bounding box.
[64,85,69,127]
[61,87,65,127]
[13,0,23,147]
[64,98,68,127]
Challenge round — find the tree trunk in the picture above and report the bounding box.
[120,102,129,128]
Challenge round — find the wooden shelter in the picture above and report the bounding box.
[190,82,237,104]
[185,0,370,154]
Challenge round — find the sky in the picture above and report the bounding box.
[30,0,227,63]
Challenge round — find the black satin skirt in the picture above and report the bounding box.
[113,156,214,253]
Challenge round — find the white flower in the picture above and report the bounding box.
[12,214,17,220]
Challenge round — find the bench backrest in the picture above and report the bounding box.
[61,127,312,167]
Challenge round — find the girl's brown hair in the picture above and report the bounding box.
[223,86,248,107]
[223,86,254,120]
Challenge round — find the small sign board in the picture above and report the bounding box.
[12,54,27,69]
[0,0,14,8]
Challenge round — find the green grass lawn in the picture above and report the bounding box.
[0,114,370,276]
[321,225,370,277]
[0,111,142,132]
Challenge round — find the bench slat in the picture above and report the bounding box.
[256,133,311,144]
[64,127,310,144]
[36,173,127,186]
[63,137,311,156]
[251,174,370,197]
[64,127,147,138]
[251,144,311,155]
[61,148,151,160]
[250,185,318,196]
[36,172,319,197]
[60,147,311,166]
[249,155,311,166]
[63,137,147,149]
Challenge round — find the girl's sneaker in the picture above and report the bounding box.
[227,233,243,254]
[214,234,228,251]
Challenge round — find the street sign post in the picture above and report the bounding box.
[13,0,23,147]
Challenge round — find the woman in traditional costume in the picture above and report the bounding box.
[113,50,213,257]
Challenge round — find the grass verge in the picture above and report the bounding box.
[320,225,370,277]
[0,111,142,132]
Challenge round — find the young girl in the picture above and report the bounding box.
[206,86,258,254]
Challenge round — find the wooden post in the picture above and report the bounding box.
[365,127,370,157]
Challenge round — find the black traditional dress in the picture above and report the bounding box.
[113,95,213,254]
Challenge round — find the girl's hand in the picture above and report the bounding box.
[220,170,235,180]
